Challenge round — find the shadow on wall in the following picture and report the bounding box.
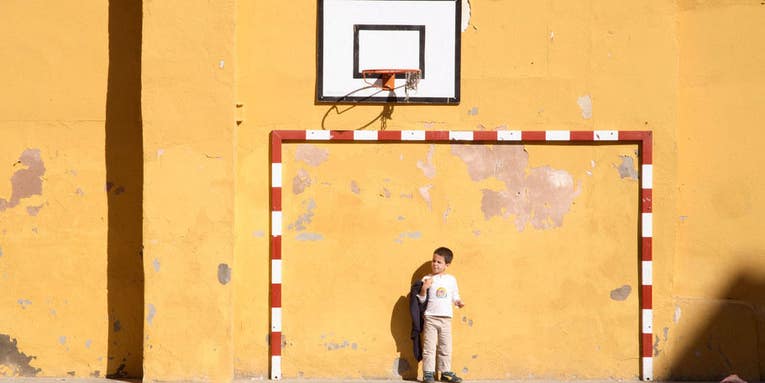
[669,269,765,381]
[105,0,143,379]
[391,262,432,381]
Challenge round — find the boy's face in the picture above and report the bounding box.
[431,253,449,275]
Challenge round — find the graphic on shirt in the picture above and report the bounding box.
[436,287,447,298]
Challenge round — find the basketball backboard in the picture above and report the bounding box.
[317,0,461,104]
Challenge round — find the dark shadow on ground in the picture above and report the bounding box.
[105,0,143,379]
[391,262,432,381]
[668,269,765,381]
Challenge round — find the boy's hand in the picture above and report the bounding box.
[455,300,465,308]
[420,276,433,296]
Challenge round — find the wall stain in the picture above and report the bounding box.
[16,299,31,309]
[350,180,361,194]
[147,304,156,325]
[218,263,231,285]
[26,204,43,216]
[0,149,45,212]
[418,185,433,210]
[0,334,41,376]
[577,95,592,119]
[451,145,580,231]
[610,285,632,301]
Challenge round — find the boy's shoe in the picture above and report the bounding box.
[423,371,436,383]
[440,371,463,383]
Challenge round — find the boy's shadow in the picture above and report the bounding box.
[390,261,432,380]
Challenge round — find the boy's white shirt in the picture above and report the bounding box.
[417,273,461,318]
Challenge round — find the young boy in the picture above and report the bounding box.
[417,247,465,383]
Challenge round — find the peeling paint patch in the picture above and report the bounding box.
[17,299,31,309]
[616,155,638,180]
[418,185,433,209]
[653,335,661,356]
[443,205,452,223]
[218,263,231,285]
[0,149,45,212]
[461,0,471,31]
[467,107,479,116]
[325,340,353,351]
[147,304,156,325]
[58,336,66,346]
[350,180,361,194]
[75,188,84,196]
[397,216,405,221]
[394,231,421,244]
[288,199,316,231]
[674,306,682,323]
[462,367,469,374]
[296,232,324,241]
[0,247,3,257]
[0,334,41,376]
[85,340,92,349]
[252,230,265,238]
[26,205,43,216]
[295,144,329,166]
[417,145,437,179]
[380,187,391,198]
[292,169,312,194]
[610,285,632,301]
[452,145,580,231]
[152,258,160,272]
[577,95,592,119]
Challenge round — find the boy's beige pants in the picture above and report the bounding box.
[422,315,452,373]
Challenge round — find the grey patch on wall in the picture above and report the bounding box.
[0,149,46,213]
[0,246,3,257]
[0,333,41,376]
[152,258,160,272]
[85,340,92,349]
[393,357,411,375]
[218,263,232,285]
[577,95,592,119]
[610,285,632,301]
[462,367,469,374]
[616,155,638,180]
[350,180,361,194]
[296,232,324,242]
[288,198,317,231]
[467,107,478,116]
[17,299,31,309]
[147,304,156,325]
[653,335,662,356]
[395,231,421,244]
[91,370,101,378]
[113,320,122,332]
[252,230,265,238]
[325,340,352,351]
[58,336,66,345]
[379,187,391,198]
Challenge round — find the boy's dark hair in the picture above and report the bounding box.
[434,247,454,264]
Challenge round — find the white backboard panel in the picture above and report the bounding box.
[318,0,461,104]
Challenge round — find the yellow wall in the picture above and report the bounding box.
[2,0,765,381]
[234,0,677,380]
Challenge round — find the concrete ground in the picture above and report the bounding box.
[0,379,721,383]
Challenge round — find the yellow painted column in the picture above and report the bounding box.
[142,1,236,382]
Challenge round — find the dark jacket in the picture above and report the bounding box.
[409,280,429,360]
